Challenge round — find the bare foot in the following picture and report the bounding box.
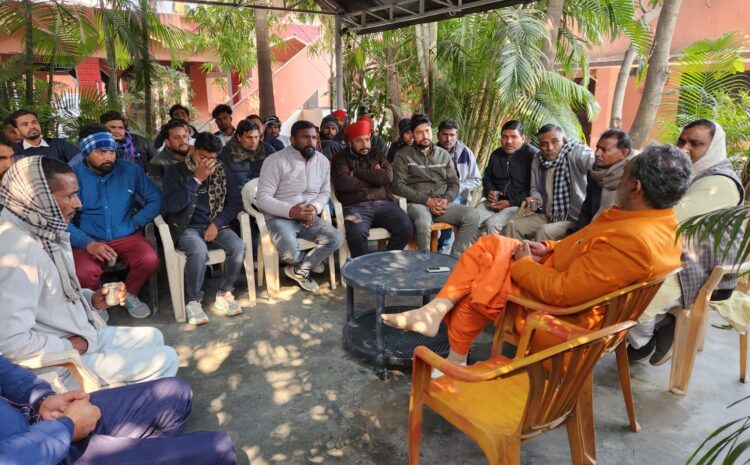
[381,298,454,337]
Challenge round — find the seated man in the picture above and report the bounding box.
[220,119,274,189]
[383,144,690,366]
[148,119,191,188]
[574,128,635,231]
[255,120,344,292]
[0,354,236,465]
[628,119,745,365]
[9,109,78,162]
[0,156,178,388]
[391,114,480,257]
[101,111,157,173]
[476,120,537,234]
[357,114,389,157]
[0,133,14,182]
[3,115,22,144]
[387,118,413,163]
[212,103,235,146]
[153,104,197,149]
[69,125,161,319]
[331,120,413,257]
[505,124,594,241]
[319,115,344,161]
[263,115,290,149]
[436,119,482,254]
[162,132,246,326]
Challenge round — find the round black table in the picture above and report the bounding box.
[341,250,458,379]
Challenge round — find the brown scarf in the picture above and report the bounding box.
[589,151,636,215]
[226,135,268,163]
[185,155,227,222]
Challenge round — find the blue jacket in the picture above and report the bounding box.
[0,355,74,464]
[68,158,162,249]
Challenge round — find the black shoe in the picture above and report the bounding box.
[627,337,656,364]
[650,314,676,366]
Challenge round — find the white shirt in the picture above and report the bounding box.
[22,138,50,150]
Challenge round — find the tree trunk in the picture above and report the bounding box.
[384,42,402,141]
[542,0,565,68]
[139,0,153,138]
[255,8,275,117]
[102,4,119,109]
[610,7,661,129]
[415,22,436,115]
[629,0,683,148]
[23,0,34,105]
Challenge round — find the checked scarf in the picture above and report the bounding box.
[185,155,228,222]
[116,132,138,163]
[539,140,580,222]
[0,156,82,302]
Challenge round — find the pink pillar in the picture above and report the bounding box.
[188,63,209,121]
[590,67,620,147]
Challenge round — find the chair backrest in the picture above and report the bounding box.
[514,320,635,439]
[241,177,260,213]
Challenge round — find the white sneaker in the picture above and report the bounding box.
[185,301,209,325]
[214,291,242,317]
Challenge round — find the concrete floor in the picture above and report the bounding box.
[107,269,750,465]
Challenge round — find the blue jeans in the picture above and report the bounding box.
[343,200,413,257]
[265,216,343,276]
[176,227,246,302]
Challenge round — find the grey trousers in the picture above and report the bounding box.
[407,202,480,257]
[504,212,575,241]
[475,202,519,234]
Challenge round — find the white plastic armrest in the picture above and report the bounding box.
[154,215,176,256]
[321,205,333,223]
[17,350,101,392]
[238,211,252,243]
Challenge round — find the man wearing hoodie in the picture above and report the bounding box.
[387,118,414,163]
[319,115,344,161]
[436,119,482,254]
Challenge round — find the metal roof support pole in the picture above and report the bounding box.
[335,15,344,110]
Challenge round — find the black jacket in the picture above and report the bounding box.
[482,143,538,207]
[219,141,275,188]
[121,133,157,173]
[575,173,603,232]
[161,160,242,241]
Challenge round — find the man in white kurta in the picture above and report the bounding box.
[0,156,178,388]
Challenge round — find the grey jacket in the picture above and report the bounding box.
[391,144,460,204]
[530,141,594,222]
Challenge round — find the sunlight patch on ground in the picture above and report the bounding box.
[246,341,305,368]
[194,341,232,373]
[264,369,312,404]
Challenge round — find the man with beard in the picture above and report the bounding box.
[391,114,480,257]
[264,115,290,148]
[8,109,79,162]
[357,114,389,157]
[212,104,235,146]
[255,120,343,292]
[148,119,191,188]
[319,115,343,161]
[69,125,162,319]
[0,134,14,182]
[504,124,594,241]
[476,120,538,235]
[436,119,482,254]
[574,128,635,231]
[220,119,274,188]
[88,111,157,173]
[387,118,414,163]
[162,132,246,326]
[3,115,22,144]
[331,120,413,257]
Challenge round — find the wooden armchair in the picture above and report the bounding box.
[669,262,750,395]
[491,269,679,432]
[17,350,101,392]
[409,315,636,465]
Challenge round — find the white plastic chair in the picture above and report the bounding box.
[331,190,407,285]
[241,178,337,299]
[155,213,256,323]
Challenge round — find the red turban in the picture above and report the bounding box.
[332,110,346,119]
[357,114,373,124]
[344,120,371,140]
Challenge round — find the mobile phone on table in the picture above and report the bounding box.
[426,266,450,273]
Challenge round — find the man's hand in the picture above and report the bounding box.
[92,282,126,309]
[289,203,316,225]
[194,157,217,183]
[63,399,101,441]
[487,199,510,212]
[513,241,532,261]
[487,191,498,203]
[425,198,441,209]
[68,336,89,355]
[85,242,117,264]
[524,196,542,210]
[373,163,381,170]
[39,391,89,420]
[527,240,548,262]
[204,223,218,242]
